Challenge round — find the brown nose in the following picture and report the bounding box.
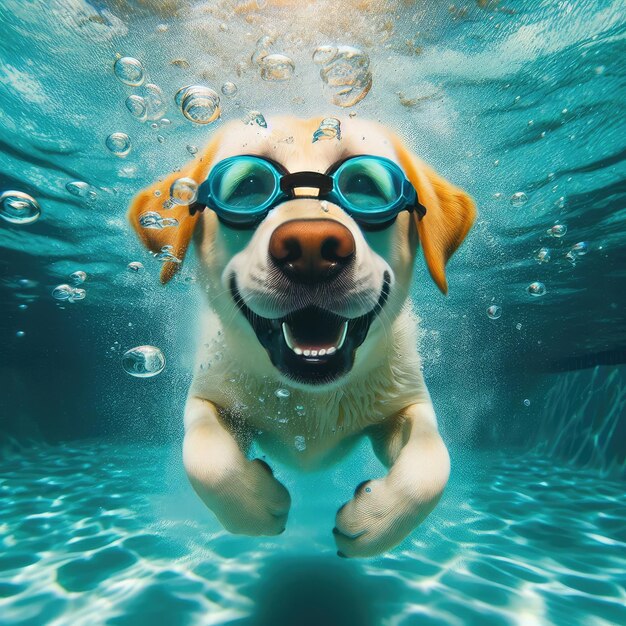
[269,219,356,283]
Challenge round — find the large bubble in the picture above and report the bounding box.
[259,54,295,81]
[0,191,41,224]
[113,56,145,87]
[312,118,341,142]
[176,85,221,125]
[138,212,179,229]
[122,345,166,378]
[169,178,198,205]
[106,132,131,157]
[315,45,372,107]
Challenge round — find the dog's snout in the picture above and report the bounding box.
[269,219,355,283]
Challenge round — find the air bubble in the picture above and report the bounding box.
[221,82,238,96]
[113,56,145,87]
[259,54,295,81]
[186,145,198,155]
[155,245,181,263]
[526,282,546,297]
[547,223,567,238]
[317,45,372,107]
[106,132,131,157]
[570,241,588,256]
[127,261,144,273]
[243,110,267,127]
[143,83,167,121]
[52,284,85,303]
[486,305,501,320]
[510,192,528,207]
[16,331,25,338]
[536,247,551,263]
[523,398,531,407]
[125,94,147,120]
[138,212,179,229]
[66,181,93,198]
[312,45,337,65]
[70,270,87,285]
[294,435,306,451]
[275,388,290,399]
[177,85,221,124]
[170,178,198,205]
[0,191,41,224]
[122,345,166,378]
[312,118,341,142]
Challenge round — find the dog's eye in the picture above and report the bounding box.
[218,162,276,208]
[338,161,396,208]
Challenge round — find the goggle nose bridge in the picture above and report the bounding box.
[279,171,334,196]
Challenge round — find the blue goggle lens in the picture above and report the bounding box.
[336,157,402,210]
[211,157,278,210]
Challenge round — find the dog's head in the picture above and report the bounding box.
[129,116,475,387]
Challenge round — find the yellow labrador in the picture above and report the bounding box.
[128,116,475,557]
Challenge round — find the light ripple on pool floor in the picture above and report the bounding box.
[0,442,624,626]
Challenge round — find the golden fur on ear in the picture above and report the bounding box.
[391,134,476,294]
[128,131,224,283]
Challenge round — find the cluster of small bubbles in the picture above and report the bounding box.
[0,191,41,224]
[155,245,181,263]
[523,398,531,407]
[526,281,546,297]
[65,181,96,202]
[16,330,25,338]
[243,110,267,127]
[536,247,551,263]
[52,284,86,303]
[221,81,238,96]
[70,270,87,285]
[125,94,147,120]
[295,405,306,416]
[106,132,131,157]
[510,192,528,207]
[259,53,295,81]
[176,85,221,125]
[294,435,306,452]
[139,211,179,229]
[275,388,290,399]
[122,345,166,378]
[486,305,502,320]
[314,45,372,107]
[547,223,567,238]
[186,145,198,155]
[127,261,144,273]
[113,56,145,87]
[170,177,198,205]
[161,198,176,210]
[312,118,341,143]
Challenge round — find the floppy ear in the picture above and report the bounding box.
[391,134,476,294]
[128,130,224,283]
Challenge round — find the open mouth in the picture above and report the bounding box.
[230,273,390,384]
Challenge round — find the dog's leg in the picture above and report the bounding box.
[183,396,291,535]
[333,402,450,558]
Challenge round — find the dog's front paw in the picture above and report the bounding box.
[191,458,291,536]
[333,445,449,558]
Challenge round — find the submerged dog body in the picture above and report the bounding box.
[129,116,475,557]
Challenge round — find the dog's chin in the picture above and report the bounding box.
[230,274,390,386]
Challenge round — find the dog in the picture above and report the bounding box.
[128,116,475,558]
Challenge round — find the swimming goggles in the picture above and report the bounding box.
[190,154,426,228]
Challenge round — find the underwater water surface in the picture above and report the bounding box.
[1,0,625,624]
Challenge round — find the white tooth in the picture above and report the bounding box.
[294,347,302,355]
[311,350,318,357]
[282,323,294,350]
[303,349,311,357]
[319,349,326,356]
[326,346,336,355]
[336,322,349,350]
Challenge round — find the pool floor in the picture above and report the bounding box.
[0,441,624,626]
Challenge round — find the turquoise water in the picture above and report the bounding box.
[1,443,625,625]
[1,0,625,624]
